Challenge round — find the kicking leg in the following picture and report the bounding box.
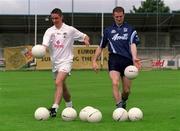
[121,76,132,109]
[109,71,122,108]
[49,71,68,117]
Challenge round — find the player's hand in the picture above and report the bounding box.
[84,41,90,47]
[133,58,142,70]
[84,35,90,47]
[92,61,99,73]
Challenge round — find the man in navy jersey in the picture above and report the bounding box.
[92,6,141,109]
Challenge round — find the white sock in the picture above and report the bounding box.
[52,103,59,109]
[66,101,73,107]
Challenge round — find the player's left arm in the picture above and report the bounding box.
[130,43,141,70]
[130,29,141,70]
[72,27,90,46]
[83,35,90,47]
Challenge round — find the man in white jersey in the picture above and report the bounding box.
[42,8,90,117]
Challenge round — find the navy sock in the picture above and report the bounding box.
[116,101,123,108]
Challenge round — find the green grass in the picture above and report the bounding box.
[0,70,180,131]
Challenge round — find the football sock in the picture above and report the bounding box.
[122,96,128,102]
[116,101,123,108]
[52,103,59,111]
[65,101,73,107]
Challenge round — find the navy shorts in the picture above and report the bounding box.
[108,53,133,76]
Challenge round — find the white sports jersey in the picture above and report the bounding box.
[42,23,86,72]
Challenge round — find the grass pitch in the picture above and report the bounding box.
[0,70,180,131]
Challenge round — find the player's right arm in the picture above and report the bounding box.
[92,28,108,72]
[42,28,54,52]
[42,28,53,47]
[92,46,103,73]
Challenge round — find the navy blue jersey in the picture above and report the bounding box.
[99,22,140,60]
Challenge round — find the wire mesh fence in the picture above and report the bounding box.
[0,0,180,70]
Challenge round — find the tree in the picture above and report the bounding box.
[172,10,180,13]
[130,0,170,13]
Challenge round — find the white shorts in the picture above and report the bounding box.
[53,62,72,79]
[57,62,72,73]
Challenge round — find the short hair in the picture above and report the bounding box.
[113,6,124,14]
[51,8,63,16]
